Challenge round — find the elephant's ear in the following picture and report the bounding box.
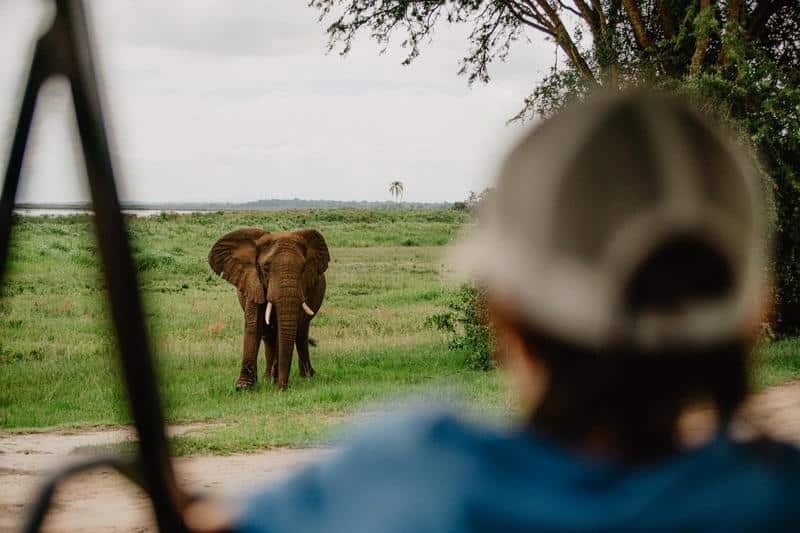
[298,229,329,275]
[208,228,268,303]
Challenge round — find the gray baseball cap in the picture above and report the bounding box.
[452,91,769,352]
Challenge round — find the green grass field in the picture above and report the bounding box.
[1,209,798,454]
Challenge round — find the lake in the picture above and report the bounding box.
[14,208,209,217]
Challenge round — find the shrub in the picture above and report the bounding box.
[427,284,495,371]
[465,188,494,211]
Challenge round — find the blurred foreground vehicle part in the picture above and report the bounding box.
[1,1,189,531]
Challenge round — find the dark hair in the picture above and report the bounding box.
[519,237,749,462]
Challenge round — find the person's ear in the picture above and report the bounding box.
[747,283,775,343]
[495,320,550,413]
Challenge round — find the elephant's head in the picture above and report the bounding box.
[208,228,329,388]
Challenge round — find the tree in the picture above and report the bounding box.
[312,0,800,332]
[389,180,405,203]
[466,188,494,211]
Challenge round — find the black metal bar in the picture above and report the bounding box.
[0,46,44,288]
[1,1,187,530]
[23,457,142,533]
[60,2,187,530]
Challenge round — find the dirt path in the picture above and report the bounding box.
[0,426,334,532]
[2,381,800,532]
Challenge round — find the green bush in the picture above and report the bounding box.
[427,284,495,371]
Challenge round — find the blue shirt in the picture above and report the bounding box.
[236,409,800,532]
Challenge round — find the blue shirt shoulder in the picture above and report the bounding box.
[236,409,800,533]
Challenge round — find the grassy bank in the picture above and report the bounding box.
[0,209,797,454]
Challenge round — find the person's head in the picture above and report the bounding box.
[455,91,770,462]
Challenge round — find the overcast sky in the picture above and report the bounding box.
[0,1,553,203]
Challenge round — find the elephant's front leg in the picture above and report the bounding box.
[236,299,261,390]
[296,320,315,378]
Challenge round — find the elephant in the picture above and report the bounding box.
[208,228,329,390]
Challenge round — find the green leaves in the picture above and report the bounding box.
[310,1,800,330]
[426,284,495,371]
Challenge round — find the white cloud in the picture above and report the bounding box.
[0,0,552,204]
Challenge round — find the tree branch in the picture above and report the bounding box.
[621,0,652,50]
[573,0,619,86]
[588,0,608,30]
[499,0,556,35]
[727,0,743,25]
[533,0,598,84]
[556,0,583,19]
[747,0,790,40]
[656,0,677,39]
[690,0,712,75]
[716,0,744,67]
[572,0,600,30]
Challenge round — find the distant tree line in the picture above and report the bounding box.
[16,198,454,211]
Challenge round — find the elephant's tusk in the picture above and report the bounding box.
[265,301,273,325]
[302,302,315,317]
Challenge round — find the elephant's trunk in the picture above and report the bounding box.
[276,294,301,390]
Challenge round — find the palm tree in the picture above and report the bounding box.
[389,180,404,204]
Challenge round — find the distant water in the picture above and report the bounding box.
[14,208,205,217]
